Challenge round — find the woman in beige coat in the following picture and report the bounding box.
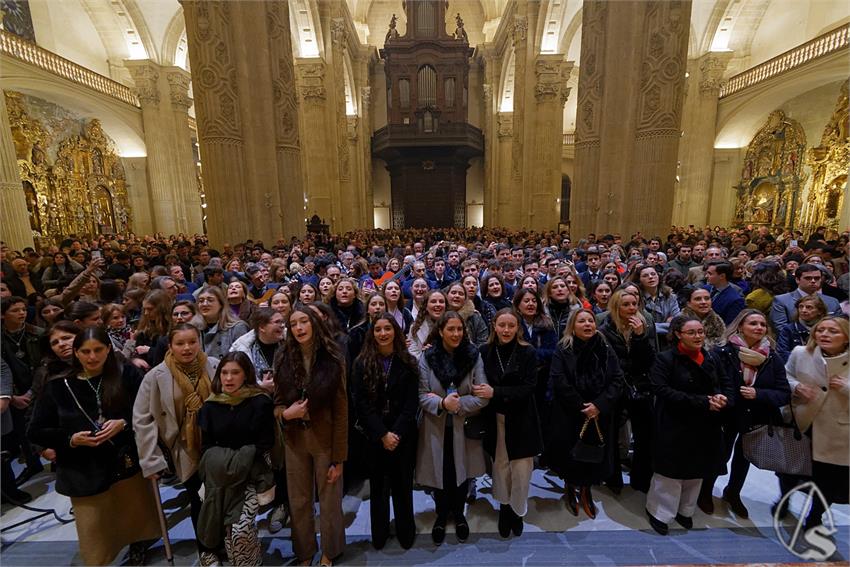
[785,315,849,530]
[133,323,220,565]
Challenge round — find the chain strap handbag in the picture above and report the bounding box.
[571,416,606,464]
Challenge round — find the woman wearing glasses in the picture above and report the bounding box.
[646,315,734,535]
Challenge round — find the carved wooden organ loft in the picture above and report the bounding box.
[371,0,483,229]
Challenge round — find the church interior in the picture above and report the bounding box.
[0,0,847,247]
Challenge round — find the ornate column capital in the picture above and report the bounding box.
[331,18,348,51]
[125,60,161,107]
[534,56,567,103]
[360,86,371,109]
[296,61,327,102]
[698,52,733,96]
[346,116,358,141]
[482,84,492,105]
[165,67,193,111]
[497,112,513,138]
[512,16,527,47]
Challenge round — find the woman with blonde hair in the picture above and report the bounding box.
[197,286,250,359]
[408,289,447,359]
[698,309,790,518]
[549,309,623,518]
[543,275,580,339]
[225,279,255,324]
[785,316,849,530]
[329,277,364,333]
[599,288,657,492]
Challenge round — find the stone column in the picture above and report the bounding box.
[181,0,303,245]
[675,52,732,227]
[126,60,182,235]
[0,92,34,250]
[529,56,573,230]
[296,59,333,225]
[165,66,204,235]
[496,112,516,226]
[573,0,692,238]
[510,14,528,196]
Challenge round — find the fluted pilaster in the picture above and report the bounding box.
[0,92,34,250]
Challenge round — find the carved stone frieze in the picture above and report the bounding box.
[297,62,327,102]
[635,0,689,133]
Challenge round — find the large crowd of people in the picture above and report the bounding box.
[1,223,848,566]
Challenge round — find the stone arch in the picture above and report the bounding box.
[162,8,188,68]
[498,48,516,112]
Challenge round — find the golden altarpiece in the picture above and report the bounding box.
[733,110,806,230]
[5,91,132,244]
[800,81,848,233]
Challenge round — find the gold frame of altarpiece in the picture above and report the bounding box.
[6,91,133,245]
[734,110,807,231]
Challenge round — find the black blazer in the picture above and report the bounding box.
[479,342,542,461]
[350,353,419,446]
[28,364,143,497]
[712,344,791,431]
[599,320,657,392]
[650,349,735,480]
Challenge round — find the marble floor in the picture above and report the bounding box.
[1,460,848,566]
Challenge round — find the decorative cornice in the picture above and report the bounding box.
[512,16,527,47]
[297,61,327,102]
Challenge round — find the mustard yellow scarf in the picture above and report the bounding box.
[165,350,211,465]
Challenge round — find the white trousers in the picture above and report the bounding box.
[646,473,702,524]
[491,413,534,517]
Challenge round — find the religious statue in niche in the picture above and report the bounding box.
[385,14,399,42]
[734,110,806,230]
[454,13,468,42]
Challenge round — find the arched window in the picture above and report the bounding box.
[417,65,436,107]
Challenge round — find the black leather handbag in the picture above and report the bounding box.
[571,416,605,464]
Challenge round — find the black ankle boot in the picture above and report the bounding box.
[498,505,512,538]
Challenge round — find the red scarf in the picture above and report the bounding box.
[678,342,705,366]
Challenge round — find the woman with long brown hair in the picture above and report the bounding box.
[197,286,250,359]
[351,314,419,549]
[274,307,348,566]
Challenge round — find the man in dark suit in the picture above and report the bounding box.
[579,247,603,289]
[704,260,745,325]
[770,263,842,329]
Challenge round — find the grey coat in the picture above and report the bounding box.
[203,321,249,360]
[415,353,489,489]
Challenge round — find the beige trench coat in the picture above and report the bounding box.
[415,353,489,490]
[786,346,849,466]
[132,357,220,481]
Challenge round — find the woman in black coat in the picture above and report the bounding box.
[645,315,735,536]
[475,308,541,538]
[599,288,657,493]
[549,309,623,519]
[699,309,791,519]
[351,314,419,550]
[197,352,275,565]
[28,327,159,565]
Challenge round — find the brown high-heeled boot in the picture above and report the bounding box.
[579,486,597,519]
